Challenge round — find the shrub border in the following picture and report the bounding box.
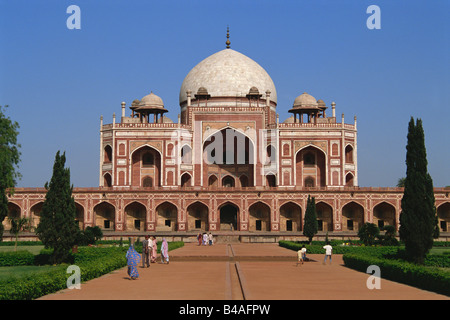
[0,242,184,300]
[343,253,450,297]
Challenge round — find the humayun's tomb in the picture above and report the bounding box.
[5,32,450,242]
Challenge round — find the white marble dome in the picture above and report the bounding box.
[179,49,277,106]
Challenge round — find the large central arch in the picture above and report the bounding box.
[203,128,255,187]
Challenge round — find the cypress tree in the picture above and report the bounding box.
[36,151,79,264]
[399,118,438,264]
[303,195,318,243]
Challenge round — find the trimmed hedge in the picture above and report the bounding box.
[278,240,399,256]
[0,247,128,300]
[343,253,450,297]
[0,241,184,300]
[280,240,450,296]
[0,241,43,246]
[0,251,36,266]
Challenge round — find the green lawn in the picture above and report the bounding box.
[429,247,450,255]
[0,246,45,255]
[0,245,55,281]
[0,265,63,281]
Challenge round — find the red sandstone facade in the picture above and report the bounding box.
[4,46,450,239]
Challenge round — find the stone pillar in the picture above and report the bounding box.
[187,90,192,107]
[121,101,126,119]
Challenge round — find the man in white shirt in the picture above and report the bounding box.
[208,233,213,245]
[323,243,332,265]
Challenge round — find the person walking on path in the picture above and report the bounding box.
[323,242,332,265]
[297,245,307,266]
[142,236,150,268]
[126,240,141,280]
[208,233,213,246]
[161,238,169,264]
[150,236,157,263]
[197,233,202,246]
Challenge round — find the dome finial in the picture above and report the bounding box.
[226,25,231,49]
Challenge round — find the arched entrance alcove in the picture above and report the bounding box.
[345,173,354,187]
[266,173,276,187]
[208,175,218,187]
[131,145,161,187]
[181,145,192,164]
[125,202,146,231]
[181,173,192,187]
[30,202,44,228]
[249,202,271,231]
[222,175,235,188]
[239,174,249,188]
[155,202,177,231]
[219,202,239,231]
[104,145,112,163]
[342,201,364,231]
[187,201,209,231]
[4,202,21,231]
[103,173,112,187]
[279,202,302,231]
[94,202,116,231]
[316,202,333,231]
[437,202,450,232]
[295,146,326,187]
[373,202,396,229]
[75,202,85,230]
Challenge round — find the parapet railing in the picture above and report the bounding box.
[9,186,450,194]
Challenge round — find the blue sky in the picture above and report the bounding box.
[0,0,449,188]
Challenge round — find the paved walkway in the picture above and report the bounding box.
[38,243,448,300]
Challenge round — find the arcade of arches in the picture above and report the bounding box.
[5,195,450,236]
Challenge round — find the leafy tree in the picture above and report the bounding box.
[35,151,79,264]
[9,217,31,251]
[399,118,438,264]
[380,225,399,246]
[0,105,21,241]
[396,177,406,187]
[76,226,103,246]
[358,222,380,246]
[303,195,318,243]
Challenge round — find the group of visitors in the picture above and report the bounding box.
[296,242,333,266]
[125,236,170,280]
[197,232,214,246]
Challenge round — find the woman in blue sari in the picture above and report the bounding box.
[126,242,141,280]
